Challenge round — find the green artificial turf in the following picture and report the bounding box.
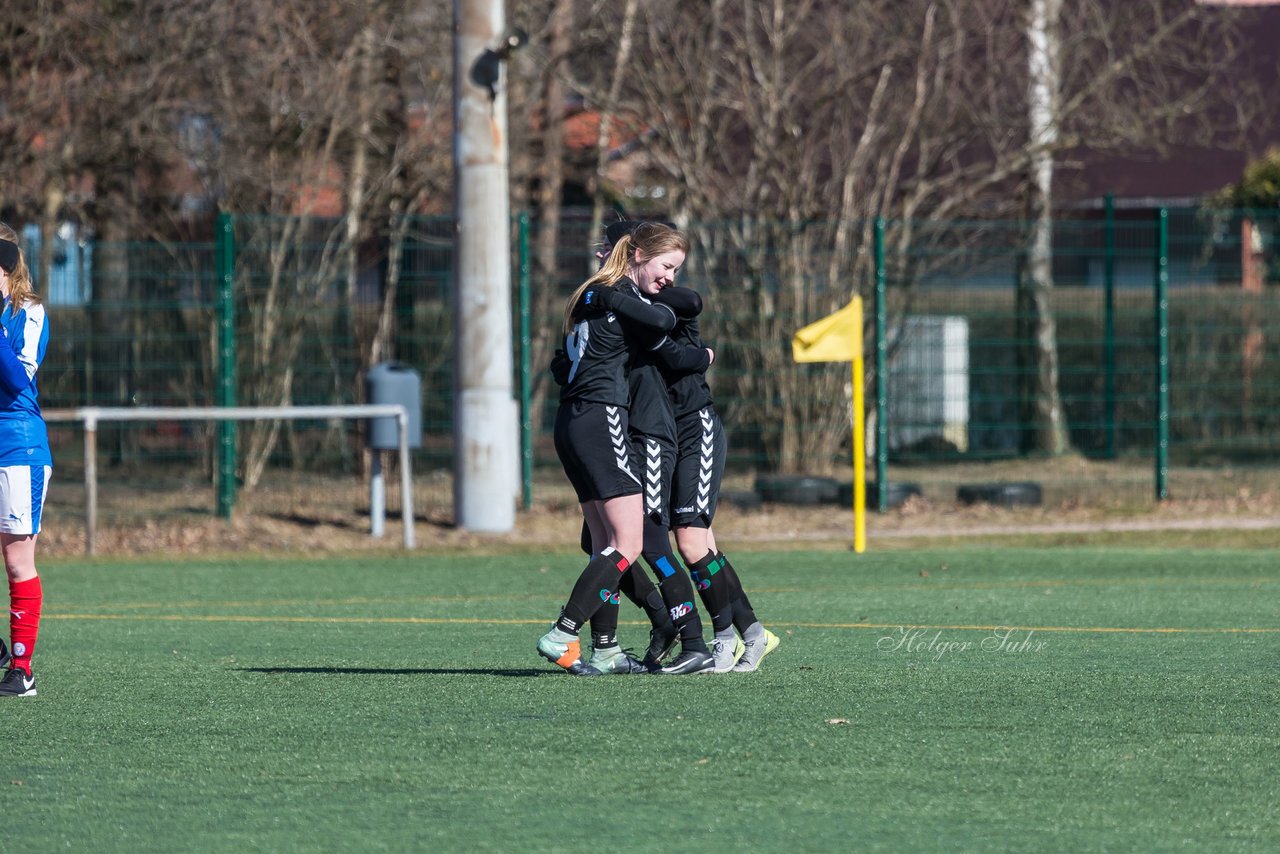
[7,548,1280,852]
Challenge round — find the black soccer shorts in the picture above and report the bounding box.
[670,406,726,529]
[554,399,643,503]
[634,431,677,528]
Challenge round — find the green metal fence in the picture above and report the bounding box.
[32,206,1280,521]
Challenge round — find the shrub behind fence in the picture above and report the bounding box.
[33,207,1280,517]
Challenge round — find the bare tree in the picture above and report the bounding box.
[1013,0,1255,454]
[614,0,1013,471]
[0,1,455,483]
[182,0,455,489]
[1021,0,1070,454]
[575,0,1255,471]
[0,2,209,468]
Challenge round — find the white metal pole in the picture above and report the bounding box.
[85,412,98,556]
[370,452,385,538]
[452,0,518,533]
[398,411,416,549]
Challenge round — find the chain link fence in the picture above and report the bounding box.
[31,206,1280,523]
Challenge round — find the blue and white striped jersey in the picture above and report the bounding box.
[0,297,51,466]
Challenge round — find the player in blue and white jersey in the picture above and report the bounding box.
[0,224,50,698]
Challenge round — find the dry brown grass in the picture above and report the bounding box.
[36,456,1280,559]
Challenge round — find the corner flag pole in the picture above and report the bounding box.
[852,353,866,553]
[791,297,867,553]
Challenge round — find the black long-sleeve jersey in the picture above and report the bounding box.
[559,277,677,407]
[654,294,715,419]
[628,308,712,440]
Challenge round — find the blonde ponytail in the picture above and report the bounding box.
[562,235,633,335]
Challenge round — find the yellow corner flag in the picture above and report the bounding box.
[792,298,862,363]
[792,298,867,554]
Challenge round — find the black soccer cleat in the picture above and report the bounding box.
[0,667,36,698]
[642,623,678,671]
[657,649,714,676]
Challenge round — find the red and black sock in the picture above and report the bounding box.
[555,548,629,635]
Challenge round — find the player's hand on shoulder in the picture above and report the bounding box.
[583,284,622,313]
[652,287,702,318]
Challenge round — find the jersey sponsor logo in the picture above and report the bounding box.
[673,504,697,515]
[668,601,694,621]
[598,588,620,604]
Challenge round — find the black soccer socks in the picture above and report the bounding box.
[555,548,630,635]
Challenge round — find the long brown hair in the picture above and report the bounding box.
[561,222,689,335]
[0,223,37,311]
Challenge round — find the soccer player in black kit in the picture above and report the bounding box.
[609,223,720,675]
[538,223,702,675]
[652,283,780,672]
[549,221,718,675]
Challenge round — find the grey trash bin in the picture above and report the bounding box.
[365,361,422,450]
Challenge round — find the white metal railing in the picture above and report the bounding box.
[44,405,416,554]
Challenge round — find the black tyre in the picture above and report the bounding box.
[839,481,922,509]
[720,490,763,512]
[753,475,842,505]
[956,481,1042,508]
